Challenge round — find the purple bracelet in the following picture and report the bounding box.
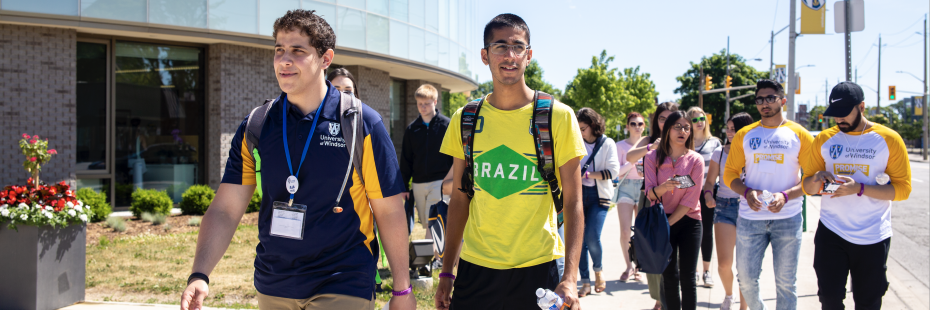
[780,191,788,201]
[392,285,412,296]
[439,272,456,280]
[857,183,865,197]
[744,187,753,198]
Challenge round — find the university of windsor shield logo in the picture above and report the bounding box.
[329,123,340,136]
[829,145,844,160]
[749,137,762,150]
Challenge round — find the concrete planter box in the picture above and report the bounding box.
[0,222,86,310]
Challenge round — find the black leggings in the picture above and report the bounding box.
[814,222,891,310]
[663,215,703,310]
[699,194,714,263]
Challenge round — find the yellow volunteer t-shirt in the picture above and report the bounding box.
[440,95,586,269]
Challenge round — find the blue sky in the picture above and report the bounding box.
[472,0,928,111]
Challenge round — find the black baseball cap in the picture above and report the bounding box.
[824,81,865,117]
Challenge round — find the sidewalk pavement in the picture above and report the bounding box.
[575,196,927,310]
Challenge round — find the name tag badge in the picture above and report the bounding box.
[759,158,778,174]
[286,175,299,194]
[270,201,307,240]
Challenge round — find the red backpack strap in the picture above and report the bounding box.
[458,97,484,198]
[531,91,563,214]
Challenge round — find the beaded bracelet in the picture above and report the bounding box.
[392,285,412,296]
[439,272,456,280]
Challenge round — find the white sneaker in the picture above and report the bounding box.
[703,271,715,287]
[720,295,734,310]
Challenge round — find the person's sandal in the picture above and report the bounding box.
[594,271,606,293]
[619,270,631,282]
[652,301,662,310]
[578,283,591,298]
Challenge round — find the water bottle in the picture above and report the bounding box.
[760,190,775,207]
[536,288,565,310]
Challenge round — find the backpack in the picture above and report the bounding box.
[244,92,366,208]
[428,200,449,260]
[458,91,564,225]
[632,161,673,274]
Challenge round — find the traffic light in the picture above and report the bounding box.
[725,75,733,89]
[818,114,824,123]
[705,75,713,91]
[889,86,896,100]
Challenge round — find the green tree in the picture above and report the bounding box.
[524,59,562,98]
[562,50,659,138]
[443,91,469,115]
[471,80,493,100]
[675,50,769,137]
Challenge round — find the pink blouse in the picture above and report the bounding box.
[616,140,644,180]
[644,150,705,220]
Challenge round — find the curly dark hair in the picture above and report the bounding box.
[577,107,606,138]
[272,10,335,57]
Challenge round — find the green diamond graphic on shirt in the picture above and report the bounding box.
[474,145,547,199]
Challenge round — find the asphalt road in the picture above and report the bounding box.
[890,157,930,289]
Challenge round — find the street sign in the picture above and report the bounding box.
[801,0,826,34]
[834,0,865,33]
[774,65,787,85]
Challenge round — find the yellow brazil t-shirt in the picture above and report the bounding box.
[440,95,587,270]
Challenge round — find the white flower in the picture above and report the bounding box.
[66,201,74,209]
[20,214,27,220]
[18,203,27,209]
[1,204,8,209]
[45,205,53,211]
[68,210,76,217]
[79,214,87,222]
[1,209,8,217]
[77,201,84,208]
[85,204,91,210]
[44,211,53,219]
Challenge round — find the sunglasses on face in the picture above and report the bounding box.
[691,116,706,123]
[754,95,782,105]
[672,124,691,132]
[485,43,530,56]
[628,122,645,127]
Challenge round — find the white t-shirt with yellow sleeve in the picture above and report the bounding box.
[801,124,911,245]
[723,120,813,221]
[439,95,587,269]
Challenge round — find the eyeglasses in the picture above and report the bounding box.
[628,122,645,127]
[657,116,667,124]
[691,116,706,123]
[754,95,782,105]
[672,124,691,132]
[579,125,589,132]
[485,43,530,56]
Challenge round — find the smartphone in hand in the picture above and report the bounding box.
[672,175,696,189]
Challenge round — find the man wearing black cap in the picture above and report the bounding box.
[801,81,912,310]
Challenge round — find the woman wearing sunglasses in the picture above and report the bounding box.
[686,107,722,289]
[614,112,647,284]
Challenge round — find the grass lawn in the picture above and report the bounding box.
[86,214,440,309]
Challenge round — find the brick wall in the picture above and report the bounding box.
[206,44,279,189]
[343,65,391,129]
[0,25,76,187]
[405,80,443,126]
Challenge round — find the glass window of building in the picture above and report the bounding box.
[260,0,300,36]
[81,0,147,23]
[407,0,424,28]
[1,0,78,16]
[424,0,438,32]
[367,0,389,16]
[150,0,207,29]
[439,37,450,71]
[449,0,458,42]
[304,1,337,30]
[337,7,366,50]
[425,32,439,66]
[339,0,365,10]
[389,20,409,59]
[209,0,258,35]
[389,0,407,22]
[77,42,109,172]
[367,14,389,54]
[114,42,205,206]
[438,0,448,37]
[409,27,425,63]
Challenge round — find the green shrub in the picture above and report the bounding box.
[106,216,126,232]
[75,188,112,222]
[188,217,201,227]
[152,214,167,225]
[130,189,173,218]
[179,185,215,215]
[140,212,155,223]
[248,191,261,213]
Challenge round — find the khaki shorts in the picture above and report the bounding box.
[411,180,448,229]
[256,292,375,310]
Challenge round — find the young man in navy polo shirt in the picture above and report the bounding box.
[179,10,415,310]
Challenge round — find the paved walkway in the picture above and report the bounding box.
[576,196,926,309]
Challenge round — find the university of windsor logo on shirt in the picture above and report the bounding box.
[329,123,340,136]
[829,144,844,160]
[749,137,762,150]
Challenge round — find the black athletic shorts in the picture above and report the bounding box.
[450,259,560,310]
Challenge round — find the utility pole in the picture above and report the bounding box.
[699,64,704,109]
[855,67,858,83]
[845,0,852,81]
[726,36,731,121]
[770,30,775,78]
[877,35,882,111]
[825,78,829,130]
[787,0,797,121]
[921,14,930,160]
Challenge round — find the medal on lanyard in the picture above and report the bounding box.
[282,92,325,206]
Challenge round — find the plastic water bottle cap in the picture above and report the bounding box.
[536,288,546,298]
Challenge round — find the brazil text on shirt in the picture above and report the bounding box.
[723,120,813,221]
[221,82,405,300]
[439,96,587,270]
[802,124,911,245]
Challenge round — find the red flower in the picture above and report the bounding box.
[29,139,37,144]
[48,187,57,195]
[47,149,57,155]
[22,133,29,139]
[29,157,36,162]
[32,135,38,139]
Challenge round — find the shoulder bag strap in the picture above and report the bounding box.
[458,97,484,198]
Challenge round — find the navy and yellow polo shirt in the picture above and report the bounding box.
[221,81,405,300]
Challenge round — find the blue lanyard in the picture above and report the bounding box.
[282,89,328,201]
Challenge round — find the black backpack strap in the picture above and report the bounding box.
[531,91,563,214]
[335,93,365,210]
[245,94,279,158]
[458,97,485,198]
[581,135,606,175]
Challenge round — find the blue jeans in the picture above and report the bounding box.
[736,212,803,310]
[579,185,608,283]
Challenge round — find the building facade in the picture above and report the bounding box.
[0,0,479,207]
